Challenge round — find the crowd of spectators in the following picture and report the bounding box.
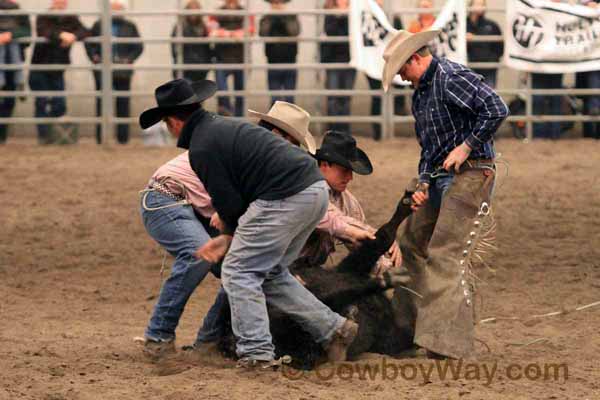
[0,0,598,145]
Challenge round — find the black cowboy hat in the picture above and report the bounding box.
[315,131,373,175]
[139,79,217,129]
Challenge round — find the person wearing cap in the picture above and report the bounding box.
[139,80,354,366]
[381,29,508,359]
[301,130,402,274]
[148,81,357,369]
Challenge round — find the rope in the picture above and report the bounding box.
[479,300,600,325]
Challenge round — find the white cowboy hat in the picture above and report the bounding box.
[381,29,440,92]
[248,101,317,154]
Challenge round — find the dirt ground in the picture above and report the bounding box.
[1,137,599,400]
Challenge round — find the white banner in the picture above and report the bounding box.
[505,0,600,73]
[349,0,466,83]
[430,0,467,65]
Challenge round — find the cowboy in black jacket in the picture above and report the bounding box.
[139,79,358,368]
[86,1,143,144]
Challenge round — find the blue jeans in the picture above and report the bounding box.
[216,69,244,117]
[140,190,221,343]
[267,69,297,105]
[325,68,356,133]
[221,180,346,361]
[576,70,600,139]
[532,73,563,139]
[29,71,67,143]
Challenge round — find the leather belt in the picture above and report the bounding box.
[147,179,186,202]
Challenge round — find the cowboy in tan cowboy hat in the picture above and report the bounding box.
[380,29,509,360]
[249,101,316,154]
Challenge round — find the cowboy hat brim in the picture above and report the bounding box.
[248,109,316,154]
[382,29,440,92]
[139,80,217,129]
[315,147,373,175]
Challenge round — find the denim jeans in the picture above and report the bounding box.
[325,69,356,133]
[216,69,244,117]
[366,76,406,140]
[93,71,132,144]
[140,190,221,343]
[29,71,66,143]
[532,73,562,139]
[267,69,297,105]
[576,70,600,139]
[0,42,23,88]
[0,71,16,144]
[221,180,346,361]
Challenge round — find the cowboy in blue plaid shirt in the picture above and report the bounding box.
[382,30,509,359]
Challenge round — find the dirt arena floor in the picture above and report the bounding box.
[1,137,599,400]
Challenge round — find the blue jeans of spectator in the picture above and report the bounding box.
[29,71,66,143]
[267,68,296,105]
[0,71,16,144]
[140,190,222,343]
[532,73,562,139]
[93,71,132,144]
[0,42,23,89]
[216,69,244,117]
[366,76,405,140]
[474,68,497,89]
[577,70,600,139]
[221,180,346,361]
[326,68,356,134]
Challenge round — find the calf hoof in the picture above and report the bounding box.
[326,320,359,362]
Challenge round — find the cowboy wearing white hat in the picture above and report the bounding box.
[381,30,509,359]
[249,101,316,154]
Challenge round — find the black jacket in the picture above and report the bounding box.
[212,6,245,64]
[466,15,503,63]
[321,15,350,63]
[178,109,324,234]
[0,0,31,60]
[85,17,143,65]
[171,19,212,66]
[259,14,299,64]
[31,14,89,65]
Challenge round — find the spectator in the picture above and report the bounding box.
[259,0,299,105]
[86,0,143,144]
[0,0,30,144]
[466,0,503,88]
[30,0,89,145]
[322,0,354,133]
[209,0,255,117]
[172,0,213,83]
[366,2,405,140]
[407,0,435,33]
[575,0,599,139]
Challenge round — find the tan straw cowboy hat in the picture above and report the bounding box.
[248,101,317,154]
[381,29,440,92]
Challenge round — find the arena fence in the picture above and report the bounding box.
[0,2,599,144]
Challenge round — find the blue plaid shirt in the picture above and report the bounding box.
[412,57,509,183]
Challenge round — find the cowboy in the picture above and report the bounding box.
[139,79,355,367]
[301,130,402,273]
[168,88,357,369]
[381,30,509,359]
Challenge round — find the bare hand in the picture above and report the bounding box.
[59,31,76,47]
[0,31,13,45]
[345,225,376,246]
[231,29,245,39]
[195,235,233,264]
[443,142,472,173]
[411,183,429,211]
[386,242,402,267]
[210,213,225,233]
